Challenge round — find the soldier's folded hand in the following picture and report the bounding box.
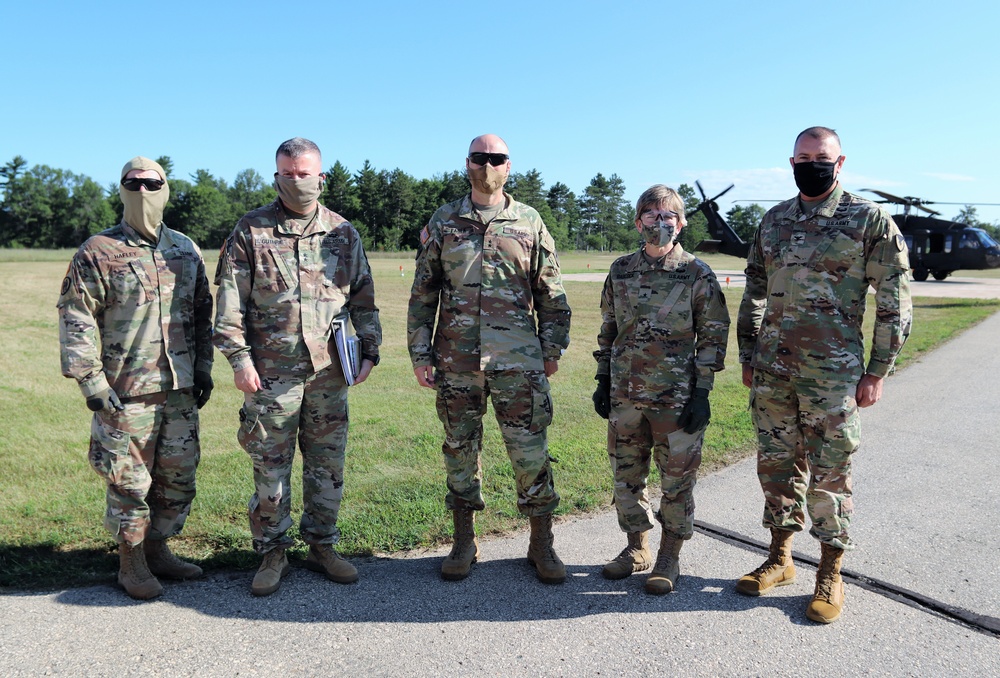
[678,387,711,433]
[592,374,612,419]
[87,388,125,413]
[193,370,214,409]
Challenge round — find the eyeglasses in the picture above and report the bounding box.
[121,177,165,192]
[639,210,679,225]
[468,152,509,167]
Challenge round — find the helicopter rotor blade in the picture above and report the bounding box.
[695,180,707,201]
[915,204,941,216]
[710,184,735,202]
[861,188,909,204]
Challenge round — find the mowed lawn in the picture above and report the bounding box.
[1,249,997,589]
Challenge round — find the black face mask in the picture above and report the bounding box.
[793,160,838,198]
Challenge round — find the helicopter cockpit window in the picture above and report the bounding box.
[960,232,981,249]
[972,228,999,249]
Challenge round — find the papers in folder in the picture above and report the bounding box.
[332,312,362,386]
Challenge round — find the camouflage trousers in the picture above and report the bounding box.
[434,370,559,517]
[88,389,200,546]
[608,399,703,538]
[751,369,860,550]
[238,365,348,554]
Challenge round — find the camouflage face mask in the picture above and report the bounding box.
[642,221,676,247]
[468,163,506,194]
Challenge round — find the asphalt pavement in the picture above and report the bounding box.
[2,313,999,676]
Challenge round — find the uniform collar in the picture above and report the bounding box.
[626,243,687,272]
[458,192,514,224]
[273,200,329,237]
[783,184,845,221]
[120,221,159,248]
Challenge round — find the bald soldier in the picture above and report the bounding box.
[408,134,572,583]
[736,127,912,623]
[215,137,381,596]
[58,156,214,600]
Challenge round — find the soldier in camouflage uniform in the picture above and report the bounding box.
[736,127,912,623]
[214,138,382,596]
[593,185,730,594]
[57,156,214,600]
[408,134,572,584]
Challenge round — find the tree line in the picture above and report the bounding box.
[0,155,713,253]
[3,154,994,253]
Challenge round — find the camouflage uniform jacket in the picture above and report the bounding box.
[214,200,381,377]
[57,221,213,399]
[737,186,912,382]
[408,193,571,372]
[595,244,729,406]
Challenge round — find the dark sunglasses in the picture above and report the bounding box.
[468,152,509,167]
[121,177,165,192]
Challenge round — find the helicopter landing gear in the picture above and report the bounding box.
[932,270,951,281]
[912,267,929,282]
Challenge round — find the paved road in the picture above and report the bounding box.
[565,270,1000,300]
[2,315,999,676]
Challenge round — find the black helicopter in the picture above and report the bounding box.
[690,181,1000,282]
[861,190,1000,281]
[688,181,750,259]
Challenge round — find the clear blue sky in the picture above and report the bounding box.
[2,1,998,223]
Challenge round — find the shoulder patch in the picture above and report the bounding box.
[61,276,71,295]
[419,226,429,245]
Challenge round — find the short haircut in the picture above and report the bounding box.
[276,137,321,162]
[794,126,840,150]
[635,184,686,225]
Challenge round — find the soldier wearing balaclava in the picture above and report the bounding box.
[57,155,214,600]
[119,156,170,243]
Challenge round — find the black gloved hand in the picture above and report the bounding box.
[86,388,124,413]
[678,387,711,434]
[193,370,214,409]
[592,374,612,419]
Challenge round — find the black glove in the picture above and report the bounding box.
[193,370,214,409]
[592,374,612,419]
[86,388,124,413]
[678,387,711,434]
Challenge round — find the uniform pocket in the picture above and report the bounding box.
[88,414,137,487]
[237,401,269,465]
[528,372,553,433]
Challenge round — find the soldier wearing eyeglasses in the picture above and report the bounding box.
[57,156,214,600]
[408,134,572,584]
[592,184,729,594]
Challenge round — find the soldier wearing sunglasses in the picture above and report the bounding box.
[57,156,214,600]
[408,134,572,584]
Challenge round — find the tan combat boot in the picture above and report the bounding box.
[441,509,479,581]
[806,543,845,624]
[527,514,566,584]
[251,548,289,596]
[645,530,683,594]
[736,528,797,596]
[144,539,203,580]
[602,531,652,580]
[306,544,359,584]
[118,542,163,600]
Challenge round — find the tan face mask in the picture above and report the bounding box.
[274,174,323,214]
[119,157,169,243]
[468,163,507,195]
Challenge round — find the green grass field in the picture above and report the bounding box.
[1,249,998,589]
